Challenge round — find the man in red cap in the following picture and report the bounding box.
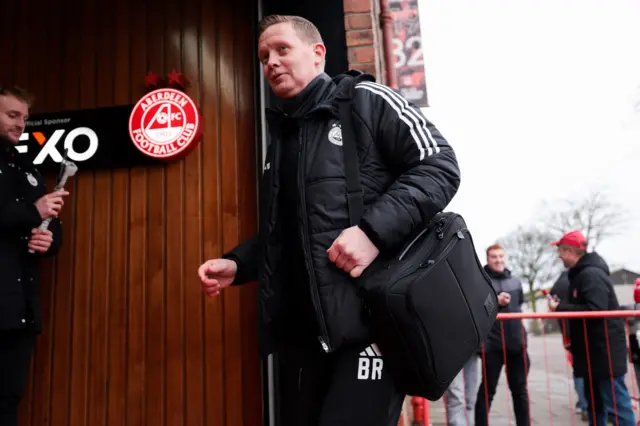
[548,230,635,426]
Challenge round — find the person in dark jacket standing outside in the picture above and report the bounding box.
[197,14,460,426]
[550,269,589,419]
[548,230,635,426]
[0,85,67,426]
[475,243,530,426]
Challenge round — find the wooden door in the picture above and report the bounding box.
[0,0,262,424]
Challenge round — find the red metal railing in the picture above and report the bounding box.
[408,311,640,426]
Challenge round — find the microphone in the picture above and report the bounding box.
[28,150,78,253]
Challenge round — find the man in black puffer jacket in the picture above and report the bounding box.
[475,243,530,426]
[197,14,460,426]
[549,230,635,426]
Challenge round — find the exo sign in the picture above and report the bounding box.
[15,105,163,172]
[18,127,99,165]
[128,88,202,160]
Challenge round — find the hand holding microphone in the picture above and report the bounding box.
[542,289,560,311]
[28,154,77,253]
[34,191,69,219]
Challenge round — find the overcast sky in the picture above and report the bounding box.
[418,0,640,272]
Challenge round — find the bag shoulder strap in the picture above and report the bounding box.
[337,97,364,226]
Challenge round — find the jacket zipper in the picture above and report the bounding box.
[297,129,332,353]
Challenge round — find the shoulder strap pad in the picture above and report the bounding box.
[334,70,376,101]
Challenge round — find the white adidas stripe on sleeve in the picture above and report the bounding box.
[355,81,440,160]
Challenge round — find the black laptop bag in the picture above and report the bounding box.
[337,91,499,400]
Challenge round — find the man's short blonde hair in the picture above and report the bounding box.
[258,15,324,45]
[0,84,33,107]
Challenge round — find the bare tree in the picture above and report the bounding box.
[500,226,562,312]
[542,189,629,250]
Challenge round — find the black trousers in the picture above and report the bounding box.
[475,349,531,426]
[0,330,37,426]
[276,342,405,426]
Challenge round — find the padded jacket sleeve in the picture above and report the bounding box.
[222,237,260,285]
[353,81,461,252]
[0,181,42,234]
[557,270,610,312]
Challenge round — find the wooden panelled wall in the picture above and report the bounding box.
[1,0,262,424]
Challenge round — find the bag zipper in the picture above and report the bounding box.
[398,215,453,261]
[297,129,332,353]
[391,215,455,283]
[393,228,467,286]
[419,229,468,268]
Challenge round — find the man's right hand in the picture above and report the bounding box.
[198,259,237,297]
[497,292,511,307]
[34,191,69,219]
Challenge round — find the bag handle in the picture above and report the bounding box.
[338,98,365,226]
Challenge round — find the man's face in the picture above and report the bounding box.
[487,248,506,272]
[0,94,29,144]
[258,22,325,99]
[557,245,578,268]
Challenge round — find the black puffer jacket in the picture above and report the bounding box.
[483,266,527,353]
[225,71,460,356]
[557,252,627,379]
[0,143,62,332]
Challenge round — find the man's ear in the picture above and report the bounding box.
[313,43,326,67]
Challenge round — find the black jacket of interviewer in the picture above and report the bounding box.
[0,143,62,332]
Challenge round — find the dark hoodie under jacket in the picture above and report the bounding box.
[483,266,527,353]
[557,252,627,379]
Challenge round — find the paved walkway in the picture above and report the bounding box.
[423,334,640,425]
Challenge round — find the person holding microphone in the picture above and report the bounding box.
[0,85,68,426]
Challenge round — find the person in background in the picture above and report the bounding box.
[475,243,530,426]
[620,278,640,394]
[550,269,589,420]
[445,354,480,425]
[548,230,635,426]
[0,85,67,426]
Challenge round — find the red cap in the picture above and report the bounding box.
[634,278,640,303]
[550,230,588,249]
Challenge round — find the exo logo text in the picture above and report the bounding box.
[18,127,99,164]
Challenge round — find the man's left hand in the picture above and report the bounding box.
[327,226,379,278]
[548,295,560,312]
[28,228,53,253]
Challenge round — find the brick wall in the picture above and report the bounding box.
[343,0,386,83]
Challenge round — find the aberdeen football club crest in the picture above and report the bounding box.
[328,122,343,146]
[128,82,202,160]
